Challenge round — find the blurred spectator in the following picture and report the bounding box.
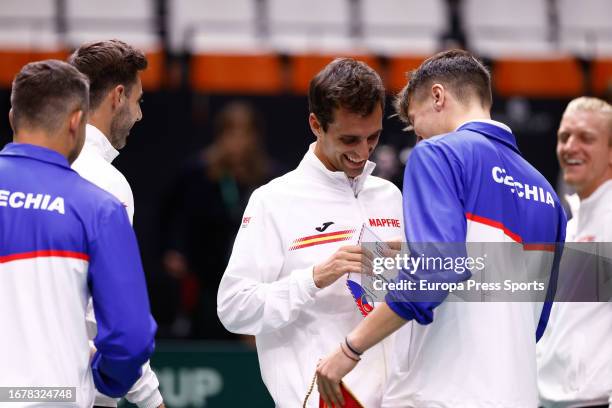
[160,101,280,340]
[371,144,403,188]
[605,80,612,104]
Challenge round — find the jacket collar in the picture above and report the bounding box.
[85,124,119,163]
[566,179,612,217]
[299,142,376,196]
[0,142,70,169]
[456,120,521,155]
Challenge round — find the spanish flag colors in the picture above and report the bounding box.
[289,229,355,251]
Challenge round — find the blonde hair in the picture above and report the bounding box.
[565,96,612,114]
[564,96,612,144]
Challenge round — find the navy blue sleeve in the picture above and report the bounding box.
[386,142,470,323]
[87,203,157,398]
[535,206,567,342]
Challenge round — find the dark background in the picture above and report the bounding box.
[0,88,568,335]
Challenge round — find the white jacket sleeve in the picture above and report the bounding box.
[217,190,320,335]
[125,361,163,408]
[88,297,162,408]
[91,361,162,408]
[92,391,118,407]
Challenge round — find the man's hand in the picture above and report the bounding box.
[316,346,358,407]
[157,404,166,408]
[317,304,409,406]
[313,245,373,289]
[382,238,402,258]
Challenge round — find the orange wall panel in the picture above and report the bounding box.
[493,57,584,98]
[386,55,427,93]
[191,54,284,94]
[592,59,612,96]
[289,54,382,95]
[0,50,69,87]
[141,50,165,90]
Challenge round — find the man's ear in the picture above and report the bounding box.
[8,109,15,133]
[111,84,126,109]
[68,110,84,136]
[309,113,323,138]
[431,83,445,112]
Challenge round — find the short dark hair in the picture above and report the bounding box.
[68,39,147,110]
[394,49,492,126]
[11,59,89,133]
[308,58,385,131]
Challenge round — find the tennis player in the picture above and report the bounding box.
[0,59,156,408]
[537,97,612,408]
[218,58,409,407]
[317,49,567,408]
[69,40,164,408]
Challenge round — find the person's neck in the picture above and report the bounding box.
[313,141,336,173]
[14,129,69,159]
[449,106,492,131]
[88,110,112,141]
[577,174,612,200]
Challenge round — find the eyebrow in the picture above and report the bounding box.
[558,128,597,137]
[340,129,382,139]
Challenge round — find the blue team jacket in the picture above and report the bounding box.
[0,143,156,397]
[386,122,567,341]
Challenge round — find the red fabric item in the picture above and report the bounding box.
[319,383,364,408]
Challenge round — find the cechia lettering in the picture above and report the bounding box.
[0,190,65,214]
[491,166,555,208]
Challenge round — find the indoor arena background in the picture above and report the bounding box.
[0,0,611,406]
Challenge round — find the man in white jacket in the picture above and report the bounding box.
[538,97,612,408]
[69,40,164,408]
[217,58,406,407]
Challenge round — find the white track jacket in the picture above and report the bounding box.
[217,144,407,407]
[72,125,163,408]
[538,180,612,408]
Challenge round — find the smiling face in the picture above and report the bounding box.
[109,76,143,150]
[311,105,383,178]
[405,85,458,142]
[557,109,612,198]
[407,91,442,141]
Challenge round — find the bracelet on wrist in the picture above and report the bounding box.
[345,336,363,356]
[340,342,360,362]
